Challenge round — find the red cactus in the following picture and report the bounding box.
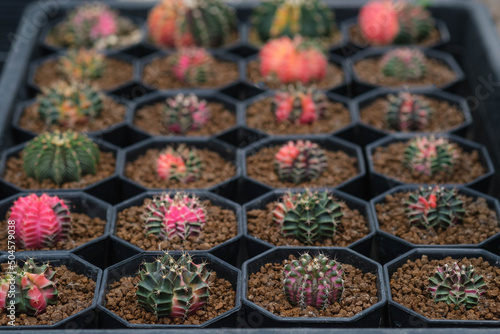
[156,145,202,183]
[274,84,327,124]
[358,0,399,45]
[170,47,214,85]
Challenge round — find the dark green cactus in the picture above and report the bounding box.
[386,92,433,131]
[393,1,434,44]
[380,48,427,80]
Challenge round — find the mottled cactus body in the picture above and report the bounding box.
[385,92,433,131]
[58,48,105,81]
[163,93,210,134]
[274,84,327,124]
[380,48,427,80]
[169,48,214,85]
[404,136,456,176]
[393,1,433,44]
[156,145,202,183]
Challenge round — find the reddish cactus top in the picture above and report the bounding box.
[359,0,399,45]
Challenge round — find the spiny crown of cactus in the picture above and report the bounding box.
[163,93,210,134]
[428,262,486,309]
[283,253,344,310]
[169,48,214,86]
[143,192,206,241]
[156,144,202,183]
[58,48,106,82]
[380,47,427,80]
[136,252,210,319]
[274,84,327,125]
[405,186,465,230]
[393,0,433,44]
[385,91,433,131]
[147,0,237,48]
[0,259,58,315]
[22,130,100,185]
[252,0,336,43]
[273,190,344,244]
[403,135,456,176]
[37,80,103,128]
[259,35,328,85]
[8,193,71,249]
[274,140,328,184]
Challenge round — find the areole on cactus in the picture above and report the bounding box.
[385,91,433,131]
[403,135,456,176]
[156,144,202,183]
[58,48,106,82]
[273,84,327,125]
[163,93,210,134]
[380,48,427,80]
[169,47,214,85]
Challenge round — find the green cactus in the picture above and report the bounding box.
[404,136,456,176]
[385,92,433,131]
[380,48,427,80]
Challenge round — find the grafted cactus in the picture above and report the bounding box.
[273,84,327,125]
[274,140,327,183]
[380,48,427,80]
[169,48,214,85]
[403,136,456,176]
[385,92,433,131]
[58,48,105,81]
[163,93,210,134]
[156,145,202,183]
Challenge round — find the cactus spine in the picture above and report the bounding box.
[274,84,327,124]
[156,145,202,183]
[385,92,433,131]
[403,136,456,176]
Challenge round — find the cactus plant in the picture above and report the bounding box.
[393,0,433,44]
[385,92,433,131]
[163,93,210,134]
[380,48,427,80]
[58,48,106,82]
[273,84,327,124]
[403,136,456,176]
[274,140,327,184]
[156,145,202,183]
[136,252,210,318]
[22,130,100,185]
[169,48,214,85]
[428,262,486,309]
[283,253,344,310]
[147,0,237,48]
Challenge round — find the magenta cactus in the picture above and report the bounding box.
[170,47,214,85]
[404,136,457,176]
[273,84,327,124]
[386,92,433,131]
[164,94,210,134]
[380,48,427,80]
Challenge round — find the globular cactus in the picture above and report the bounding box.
[283,253,344,310]
[380,48,427,80]
[58,48,105,82]
[37,81,103,127]
[385,92,433,131]
[156,145,202,183]
[272,190,343,244]
[22,130,100,185]
[404,136,456,176]
[147,0,237,48]
[405,186,465,230]
[259,36,328,85]
[169,48,214,85]
[136,252,210,319]
[252,0,336,43]
[393,1,433,44]
[428,262,486,309]
[273,84,327,125]
[274,140,327,184]
[163,93,210,134]
[9,193,71,249]
[143,192,206,240]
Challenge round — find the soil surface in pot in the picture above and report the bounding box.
[18,96,126,134]
[116,198,237,251]
[372,141,486,184]
[247,254,378,317]
[391,255,500,320]
[247,97,350,135]
[246,145,358,189]
[134,101,236,136]
[3,151,115,190]
[247,201,369,246]
[376,191,500,245]
[0,264,96,326]
[106,271,235,325]
[348,24,442,48]
[125,148,235,189]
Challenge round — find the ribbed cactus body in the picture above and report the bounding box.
[404,136,456,176]
[274,84,327,124]
[393,2,433,44]
[380,48,427,80]
[58,48,105,81]
[170,48,214,85]
[386,92,433,131]
[156,145,202,183]
[164,93,210,134]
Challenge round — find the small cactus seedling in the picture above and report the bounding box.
[274,140,327,184]
[156,145,202,183]
[147,0,237,48]
[259,36,328,85]
[393,0,433,44]
[143,192,206,240]
[9,193,71,249]
[428,262,486,309]
[404,136,456,176]
[163,93,210,134]
[58,48,106,82]
[22,130,100,185]
[169,48,214,85]
[405,186,465,230]
[380,48,427,80]
[272,190,344,244]
[136,252,210,318]
[283,253,344,310]
[273,84,327,125]
[385,92,433,131]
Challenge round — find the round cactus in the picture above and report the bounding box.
[385,92,433,131]
[156,144,202,183]
[163,93,210,134]
[380,48,427,80]
[169,48,214,85]
[404,136,456,176]
[274,84,327,124]
[58,48,106,82]
[393,1,433,44]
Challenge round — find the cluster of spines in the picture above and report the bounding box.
[380,48,427,80]
[163,93,210,134]
[169,48,214,85]
[403,135,456,176]
[385,92,433,131]
[58,48,105,82]
[156,144,202,183]
[273,84,327,124]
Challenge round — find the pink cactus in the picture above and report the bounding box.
[170,48,213,85]
[71,4,118,40]
[157,151,187,180]
[358,0,399,45]
[274,84,327,124]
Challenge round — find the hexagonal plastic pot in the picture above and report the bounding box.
[365,133,495,196]
[97,252,241,329]
[241,247,387,328]
[371,184,500,265]
[385,248,500,328]
[0,252,102,330]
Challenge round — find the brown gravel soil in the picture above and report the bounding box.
[353,57,457,88]
[246,97,351,135]
[134,101,236,136]
[2,151,116,190]
[376,191,500,245]
[18,96,126,134]
[116,198,237,251]
[105,271,235,325]
[0,264,96,326]
[247,255,378,318]
[246,146,359,189]
[142,55,239,89]
[246,60,345,90]
[390,255,500,320]
[371,141,486,185]
[147,29,240,49]
[247,201,370,247]
[248,28,343,50]
[348,24,442,48]
[125,148,235,189]
[360,95,466,133]
[33,57,134,91]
